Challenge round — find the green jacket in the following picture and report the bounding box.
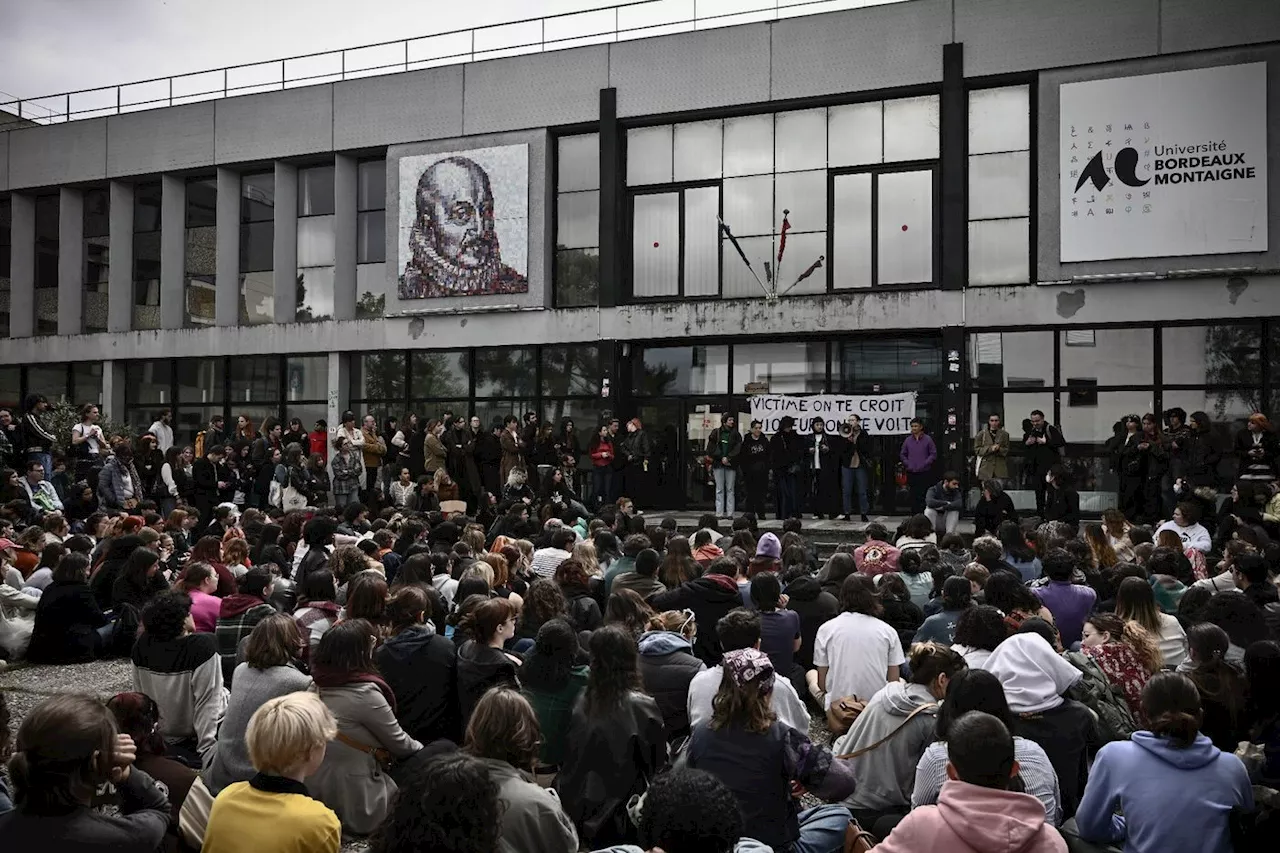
[524,666,589,767]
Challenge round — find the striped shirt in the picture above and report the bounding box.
[912,736,1062,825]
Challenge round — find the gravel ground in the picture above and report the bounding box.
[1,659,835,851]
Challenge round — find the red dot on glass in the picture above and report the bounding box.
[653,242,660,248]
[901,224,909,232]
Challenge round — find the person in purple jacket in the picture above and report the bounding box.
[900,419,937,514]
[1031,549,1097,649]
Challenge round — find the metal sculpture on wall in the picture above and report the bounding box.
[398,144,529,298]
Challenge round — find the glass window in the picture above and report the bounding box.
[241,173,275,222]
[34,195,58,335]
[475,348,535,398]
[734,342,826,394]
[721,235,772,299]
[673,121,722,182]
[239,272,274,325]
[184,224,216,327]
[229,357,280,404]
[969,331,1054,388]
[472,399,537,436]
[722,175,773,237]
[351,352,405,401]
[133,231,162,331]
[832,173,872,290]
[723,114,773,177]
[557,134,599,192]
[775,109,826,173]
[298,165,335,217]
[631,193,679,298]
[83,188,110,334]
[775,231,826,296]
[176,358,224,404]
[774,170,825,234]
[186,178,217,228]
[969,86,1030,155]
[73,362,103,405]
[358,209,385,264]
[410,351,469,399]
[1059,327,1152,387]
[133,183,162,232]
[968,152,1030,220]
[555,248,599,309]
[557,191,599,250]
[358,160,386,212]
[1162,323,1261,387]
[1060,391,1156,440]
[285,403,328,436]
[285,356,328,401]
[636,345,729,396]
[683,186,720,298]
[1163,391,1258,452]
[626,125,673,186]
[877,169,933,285]
[28,365,69,403]
[297,215,335,268]
[968,218,1029,287]
[829,102,883,167]
[356,263,386,319]
[884,96,939,161]
[127,360,174,405]
[542,345,604,397]
[0,197,11,339]
[297,267,334,322]
[240,221,274,272]
[0,366,18,409]
[840,339,942,393]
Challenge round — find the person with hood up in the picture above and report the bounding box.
[650,555,746,666]
[374,586,460,747]
[455,597,522,727]
[638,609,706,741]
[879,711,1066,853]
[213,568,276,684]
[691,528,724,568]
[972,478,1019,537]
[1074,672,1252,853]
[685,647,857,852]
[832,642,967,837]
[983,632,1098,819]
[705,413,742,518]
[769,416,806,520]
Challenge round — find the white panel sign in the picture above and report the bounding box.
[1059,62,1267,262]
[750,393,918,436]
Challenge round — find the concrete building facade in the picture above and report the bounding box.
[0,0,1277,512]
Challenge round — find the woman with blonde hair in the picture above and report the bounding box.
[1101,507,1134,562]
[479,552,523,609]
[1082,523,1120,571]
[571,539,598,577]
[603,588,658,639]
[1081,612,1162,725]
[1115,576,1187,667]
[432,467,459,503]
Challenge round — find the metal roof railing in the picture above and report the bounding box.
[1,0,910,125]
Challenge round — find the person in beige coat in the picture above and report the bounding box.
[423,419,448,477]
[974,414,1011,480]
[306,620,423,835]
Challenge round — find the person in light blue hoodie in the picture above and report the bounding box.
[591,765,774,853]
[1074,671,1252,853]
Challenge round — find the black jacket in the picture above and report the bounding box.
[1043,483,1080,525]
[973,491,1018,536]
[650,574,745,665]
[636,632,705,740]
[456,639,520,727]
[839,429,874,468]
[89,535,144,612]
[27,580,108,664]
[739,433,772,474]
[376,625,461,746]
[705,427,742,468]
[1021,421,1065,472]
[562,584,603,634]
[769,430,807,473]
[556,692,667,848]
[782,575,838,670]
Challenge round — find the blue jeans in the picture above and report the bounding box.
[28,451,51,482]
[793,804,855,853]
[592,467,612,508]
[842,466,868,516]
[777,471,799,519]
[713,466,736,516]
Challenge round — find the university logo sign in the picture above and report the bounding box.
[1059,62,1267,262]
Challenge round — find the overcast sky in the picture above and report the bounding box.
[0,0,890,109]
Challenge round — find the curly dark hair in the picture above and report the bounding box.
[584,625,642,715]
[518,578,567,637]
[370,752,504,853]
[140,590,193,642]
[952,605,1008,652]
[520,618,580,693]
[982,572,1042,616]
[637,767,744,853]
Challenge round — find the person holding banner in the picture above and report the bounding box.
[740,420,771,518]
[770,417,806,520]
[839,416,874,522]
[899,419,938,515]
[810,418,842,520]
[704,414,742,519]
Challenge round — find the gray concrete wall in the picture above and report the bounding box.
[464,46,607,133]
[8,118,107,187]
[609,24,771,117]
[332,154,357,321]
[0,131,8,191]
[1160,0,1280,54]
[215,85,334,164]
[332,65,464,150]
[107,103,216,176]
[1036,43,1280,282]
[7,193,32,338]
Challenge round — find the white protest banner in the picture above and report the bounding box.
[750,393,917,436]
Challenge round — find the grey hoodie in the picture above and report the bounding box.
[592,841,772,853]
[831,680,938,812]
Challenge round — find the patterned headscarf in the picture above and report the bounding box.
[722,648,775,697]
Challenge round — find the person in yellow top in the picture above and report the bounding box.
[201,691,341,853]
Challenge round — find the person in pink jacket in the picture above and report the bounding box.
[875,711,1066,853]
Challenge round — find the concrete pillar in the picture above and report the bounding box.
[333,153,357,321]
[160,174,186,329]
[215,167,240,327]
[274,161,298,324]
[57,187,85,336]
[8,193,34,338]
[102,359,126,423]
[107,181,134,333]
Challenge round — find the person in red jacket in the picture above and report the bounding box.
[309,420,329,464]
[587,424,614,510]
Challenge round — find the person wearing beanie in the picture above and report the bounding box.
[756,532,782,561]
[613,548,666,599]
